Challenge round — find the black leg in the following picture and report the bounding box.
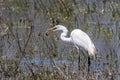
[78,53,80,70]
[88,56,91,73]
[76,48,80,71]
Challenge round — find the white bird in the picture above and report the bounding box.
[45,25,96,72]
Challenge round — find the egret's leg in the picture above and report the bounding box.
[78,51,80,71]
[76,47,80,71]
[73,44,81,71]
[88,56,91,73]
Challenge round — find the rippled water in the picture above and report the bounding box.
[1,0,120,79]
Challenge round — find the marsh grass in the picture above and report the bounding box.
[0,0,120,80]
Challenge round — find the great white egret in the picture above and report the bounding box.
[45,25,96,72]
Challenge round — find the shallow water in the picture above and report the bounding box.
[0,0,120,79]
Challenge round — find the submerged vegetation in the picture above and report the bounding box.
[0,0,120,79]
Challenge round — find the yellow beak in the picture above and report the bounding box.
[45,27,55,36]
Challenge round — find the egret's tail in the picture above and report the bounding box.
[89,47,96,59]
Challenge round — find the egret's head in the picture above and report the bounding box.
[45,25,67,36]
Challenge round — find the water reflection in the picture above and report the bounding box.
[31,59,72,65]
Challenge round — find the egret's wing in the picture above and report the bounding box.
[71,29,93,51]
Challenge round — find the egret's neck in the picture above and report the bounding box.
[60,29,72,44]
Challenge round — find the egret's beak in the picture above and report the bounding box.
[45,27,55,36]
